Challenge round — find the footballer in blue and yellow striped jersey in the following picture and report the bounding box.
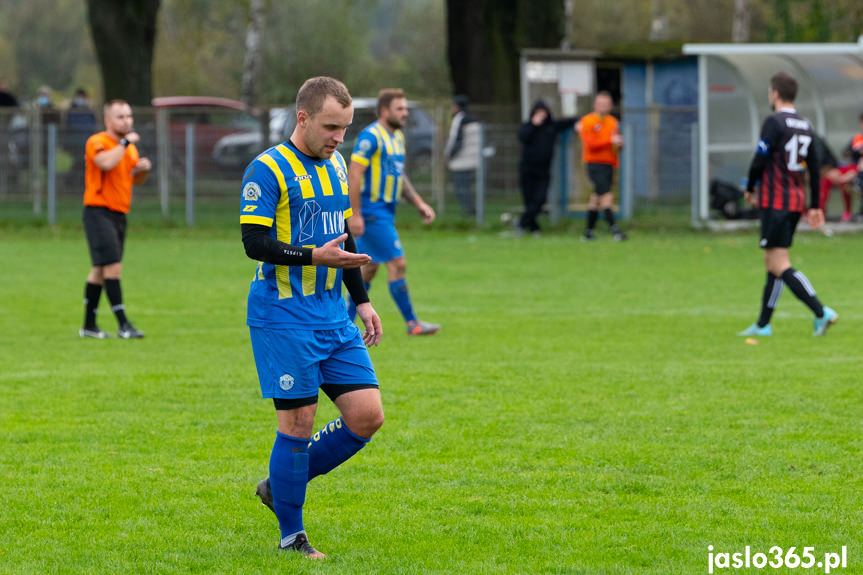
[241,77,385,559]
[346,89,440,337]
[241,138,354,329]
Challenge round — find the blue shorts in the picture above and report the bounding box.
[356,216,403,263]
[249,324,378,400]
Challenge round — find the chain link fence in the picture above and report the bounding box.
[1,103,695,228]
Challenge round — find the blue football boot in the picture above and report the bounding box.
[738,323,772,337]
[813,307,838,336]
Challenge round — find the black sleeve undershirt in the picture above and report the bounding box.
[342,225,369,306]
[241,223,313,265]
[240,221,369,306]
[746,154,768,194]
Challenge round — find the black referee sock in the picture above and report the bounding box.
[104,278,129,326]
[757,273,783,327]
[780,268,824,318]
[84,282,102,329]
[587,210,599,230]
[604,208,616,228]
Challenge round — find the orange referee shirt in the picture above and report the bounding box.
[579,113,619,168]
[83,132,139,214]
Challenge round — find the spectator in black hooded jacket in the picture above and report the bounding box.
[517,100,579,234]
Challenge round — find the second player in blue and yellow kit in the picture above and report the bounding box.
[347,88,440,336]
[350,119,407,262]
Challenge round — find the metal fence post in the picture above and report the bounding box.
[553,130,572,225]
[690,122,700,227]
[475,123,485,226]
[0,111,9,199]
[156,108,170,220]
[432,104,445,215]
[47,124,57,225]
[31,109,43,215]
[185,123,195,226]
[621,122,634,220]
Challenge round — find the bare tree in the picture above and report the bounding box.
[241,0,265,107]
[732,0,751,43]
[87,0,160,105]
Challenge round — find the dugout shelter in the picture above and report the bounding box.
[683,39,863,225]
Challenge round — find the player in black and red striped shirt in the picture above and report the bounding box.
[739,72,838,337]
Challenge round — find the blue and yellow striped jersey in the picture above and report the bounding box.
[350,121,405,217]
[240,140,352,329]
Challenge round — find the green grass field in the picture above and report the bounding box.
[1,220,861,574]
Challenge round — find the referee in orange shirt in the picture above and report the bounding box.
[80,100,150,339]
[578,92,627,241]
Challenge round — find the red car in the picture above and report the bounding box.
[151,96,261,175]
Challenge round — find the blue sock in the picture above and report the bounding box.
[269,432,309,540]
[347,282,371,322]
[388,278,417,323]
[307,417,370,481]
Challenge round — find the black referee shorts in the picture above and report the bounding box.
[83,206,127,266]
[586,163,614,196]
[759,209,801,249]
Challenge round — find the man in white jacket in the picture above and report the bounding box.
[444,95,480,217]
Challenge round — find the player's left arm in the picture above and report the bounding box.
[348,160,368,237]
[745,116,780,205]
[400,174,435,224]
[342,220,382,346]
[342,222,369,306]
[806,143,824,229]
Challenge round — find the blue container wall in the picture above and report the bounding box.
[621,64,649,199]
[622,58,698,199]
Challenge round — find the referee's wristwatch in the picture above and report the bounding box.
[120,138,130,147]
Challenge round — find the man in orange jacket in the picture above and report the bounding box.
[578,92,627,241]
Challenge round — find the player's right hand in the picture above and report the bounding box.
[744,191,757,207]
[807,208,825,230]
[348,214,365,238]
[124,132,141,144]
[311,234,371,269]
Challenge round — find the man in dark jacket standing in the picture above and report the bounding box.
[517,100,579,234]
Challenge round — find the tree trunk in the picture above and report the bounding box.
[732,0,751,43]
[241,0,265,108]
[87,0,160,105]
[447,0,563,105]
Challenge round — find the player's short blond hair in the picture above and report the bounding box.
[296,77,352,116]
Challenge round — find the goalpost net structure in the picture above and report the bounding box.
[683,39,863,227]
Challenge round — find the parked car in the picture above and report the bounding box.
[3,97,262,182]
[212,98,435,170]
[150,96,261,176]
[211,107,291,171]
